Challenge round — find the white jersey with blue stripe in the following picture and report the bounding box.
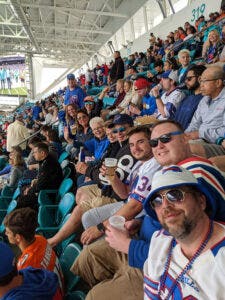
[144,222,225,300]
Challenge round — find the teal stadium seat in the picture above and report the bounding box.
[65,291,86,300]
[0,199,17,235]
[0,187,20,209]
[59,242,82,292]
[38,178,73,205]
[38,192,75,230]
[63,166,71,179]
[58,151,69,164]
[55,214,77,256]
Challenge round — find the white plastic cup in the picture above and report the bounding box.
[109,215,125,231]
[105,158,118,176]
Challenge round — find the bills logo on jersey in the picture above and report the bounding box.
[162,166,182,174]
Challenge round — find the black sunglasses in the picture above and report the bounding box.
[112,127,126,134]
[150,189,186,209]
[185,75,197,82]
[149,131,183,148]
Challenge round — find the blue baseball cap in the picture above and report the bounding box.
[0,242,16,278]
[67,73,75,80]
[160,70,171,79]
[113,114,134,126]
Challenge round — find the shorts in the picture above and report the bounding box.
[78,184,117,212]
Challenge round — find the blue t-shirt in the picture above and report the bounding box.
[32,106,42,120]
[140,94,157,116]
[174,93,203,130]
[64,86,86,108]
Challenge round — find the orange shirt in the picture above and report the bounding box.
[17,235,64,297]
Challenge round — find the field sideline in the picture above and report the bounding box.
[0,87,28,96]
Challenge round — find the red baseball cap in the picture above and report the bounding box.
[134,78,150,90]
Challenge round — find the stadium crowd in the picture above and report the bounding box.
[0,4,225,300]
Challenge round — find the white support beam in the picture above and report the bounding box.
[130,18,135,41]
[35,37,101,46]
[0,34,28,39]
[30,23,111,35]
[10,0,41,51]
[143,6,148,33]
[19,3,128,18]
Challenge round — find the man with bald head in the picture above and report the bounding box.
[185,65,225,144]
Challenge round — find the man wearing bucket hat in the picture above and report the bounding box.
[143,165,225,300]
[0,241,62,299]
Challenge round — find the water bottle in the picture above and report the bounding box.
[78,146,85,162]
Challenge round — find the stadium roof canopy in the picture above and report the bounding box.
[0,0,151,69]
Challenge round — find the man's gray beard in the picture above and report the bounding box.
[162,216,197,240]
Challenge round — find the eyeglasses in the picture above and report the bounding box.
[77,115,88,120]
[92,126,103,132]
[199,78,223,84]
[149,131,183,148]
[112,127,126,134]
[185,75,197,82]
[150,189,187,209]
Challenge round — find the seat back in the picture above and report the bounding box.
[7,200,17,214]
[59,242,82,291]
[65,291,86,300]
[58,151,69,164]
[0,200,17,233]
[57,193,75,224]
[12,187,20,200]
[38,205,56,228]
[61,159,69,170]
[63,166,71,179]
[1,185,15,198]
[55,214,76,256]
[57,178,73,201]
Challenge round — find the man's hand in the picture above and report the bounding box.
[75,162,88,175]
[185,131,199,140]
[151,86,160,98]
[125,219,142,235]
[31,179,38,187]
[23,187,31,195]
[81,226,104,245]
[129,105,141,115]
[105,225,131,254]
[63,126,70,142]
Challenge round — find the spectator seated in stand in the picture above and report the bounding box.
[4,207,64,297]
[173,64,206,130]
[17,142,63,210]
[185,66,225,155]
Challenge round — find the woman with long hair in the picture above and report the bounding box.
[65,109,93,158]
[64,103,78,142]
[204,29,224,64]
[7,153,25,188]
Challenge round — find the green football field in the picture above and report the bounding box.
[0,87,28,96]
